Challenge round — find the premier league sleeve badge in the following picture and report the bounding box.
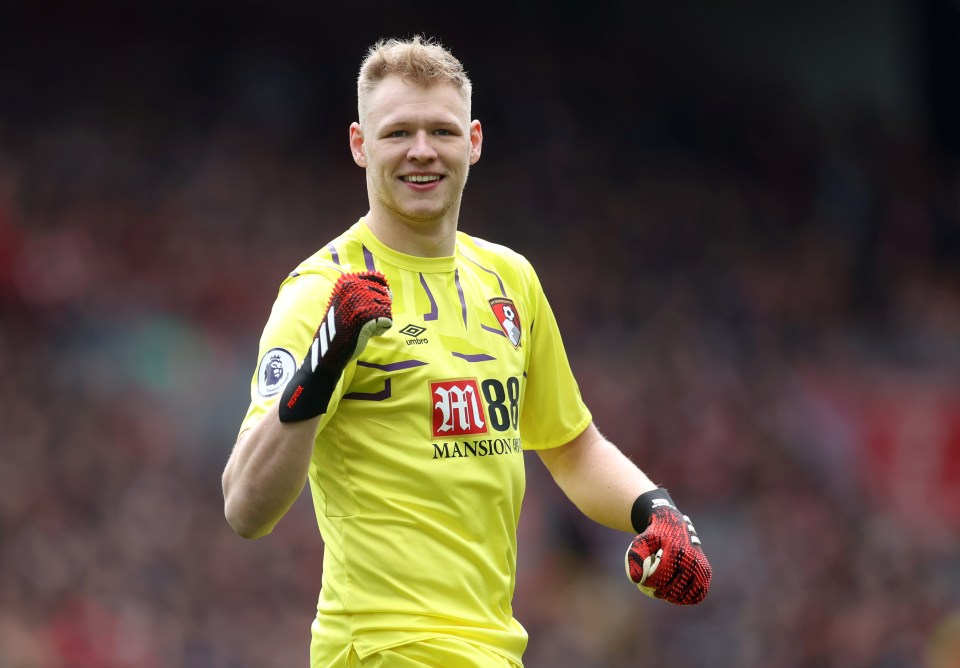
[257,347,297,397]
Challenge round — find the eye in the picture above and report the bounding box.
[388,130,408,138]
[434,129,451,136]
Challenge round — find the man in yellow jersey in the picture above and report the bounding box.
[222,36,712,668]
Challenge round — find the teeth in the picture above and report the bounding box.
[403,175,441,183]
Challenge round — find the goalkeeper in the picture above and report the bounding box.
[222,35,711,668]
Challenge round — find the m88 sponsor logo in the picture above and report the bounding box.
[430,377,521,438]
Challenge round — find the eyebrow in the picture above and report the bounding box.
[378,111,464,127]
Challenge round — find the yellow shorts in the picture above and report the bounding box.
[313,637,522,668]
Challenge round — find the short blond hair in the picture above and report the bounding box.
[357,35,472,124]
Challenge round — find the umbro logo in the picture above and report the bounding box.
[399,324,429,346]
[400,324,426,338]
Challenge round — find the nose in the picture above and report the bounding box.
[407,130,437,162]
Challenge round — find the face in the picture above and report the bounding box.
[350,75,482,228]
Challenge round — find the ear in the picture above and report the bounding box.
[349,122,367,167]
[469,119,482,165]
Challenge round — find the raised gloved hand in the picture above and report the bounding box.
[279,271,392,423]
[625,487,712,605]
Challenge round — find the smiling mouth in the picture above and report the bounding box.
[401,175,443,183]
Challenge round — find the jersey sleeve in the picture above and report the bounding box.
[519,262,592,450]
[236,270,354,438]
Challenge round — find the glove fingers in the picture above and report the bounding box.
[354,270,389,287]
[336,284,392,321]
[681,550,712,604]
[677,580,708,605]
[667,567,709,604]
[644,542,686,591]
[653,545,712,605]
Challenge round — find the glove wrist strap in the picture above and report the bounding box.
[278,364,342,423]
[631,487,677,534]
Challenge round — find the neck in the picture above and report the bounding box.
[364,209,459,258]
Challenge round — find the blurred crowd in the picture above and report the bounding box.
[2,17,960,668]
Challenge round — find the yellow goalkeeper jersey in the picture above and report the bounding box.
[238,219,592,665]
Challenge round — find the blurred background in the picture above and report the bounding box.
[1,0,959,666]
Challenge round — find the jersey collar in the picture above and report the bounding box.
[355,218,458,274]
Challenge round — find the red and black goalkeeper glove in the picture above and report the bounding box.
[625,487,712,605]
[278,271,392,423]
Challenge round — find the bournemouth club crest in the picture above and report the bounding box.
[489,298,522,348]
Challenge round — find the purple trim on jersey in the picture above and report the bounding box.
[482,324,506,337]
[327,244,340,265]
[452,352,495,362]
[455,269,467,326]
[343,378,392,401]
[419,273,439,321]
[356,359,427,371]
[362,245,376,271]
[463,254,506,296]
[522,371,527,378]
